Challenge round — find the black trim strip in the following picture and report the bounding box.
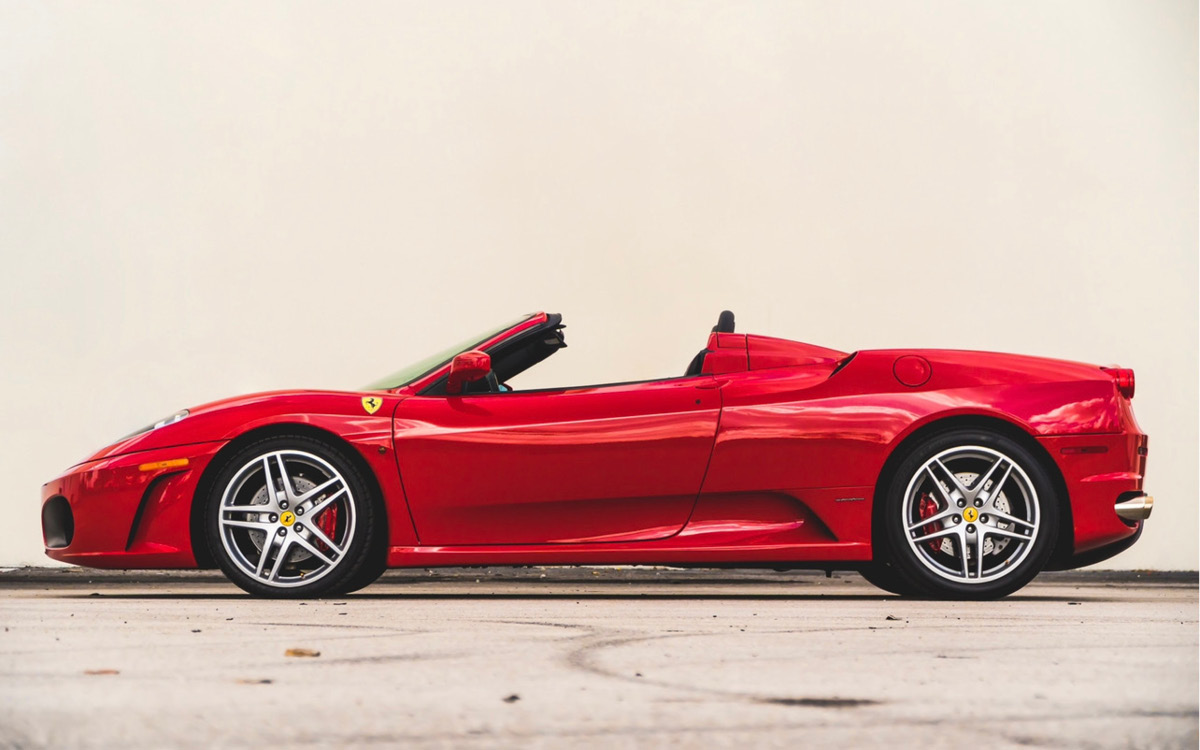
[1045,523,1143,571]
[449,374,713,397]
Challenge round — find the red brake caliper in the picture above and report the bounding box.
[314,504,339,553]
[918,492,942,553]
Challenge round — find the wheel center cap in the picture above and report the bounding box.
[279,511,296,527]
[962,507,979,523]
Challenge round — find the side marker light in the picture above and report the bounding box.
[138,458,190,472]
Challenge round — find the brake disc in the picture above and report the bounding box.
[926,470,1012,559]
[247,475,318,562]
[930,471,1012,559]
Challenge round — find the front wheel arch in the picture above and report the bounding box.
[870,415,1073,570]
[189,423,389,569]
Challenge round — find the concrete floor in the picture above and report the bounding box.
[0,568,1195,749]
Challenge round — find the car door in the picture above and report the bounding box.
[392,376,721,545]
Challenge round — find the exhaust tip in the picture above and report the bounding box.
[1115,494,1154,521]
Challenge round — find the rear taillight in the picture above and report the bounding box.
[1102,367,1135,399]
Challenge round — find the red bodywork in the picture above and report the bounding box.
[41,312,1148,572]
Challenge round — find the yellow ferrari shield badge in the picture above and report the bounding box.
[361,396,382,415]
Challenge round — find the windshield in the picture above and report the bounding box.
[361,315,532,391]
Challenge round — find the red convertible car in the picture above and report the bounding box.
[41,311,1152,598]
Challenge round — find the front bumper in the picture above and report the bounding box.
[40,442,225,568]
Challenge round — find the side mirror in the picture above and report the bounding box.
[446,350,492,395]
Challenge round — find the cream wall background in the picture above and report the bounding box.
[1,1,1195,569]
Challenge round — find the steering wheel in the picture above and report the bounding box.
[485,371,501,393]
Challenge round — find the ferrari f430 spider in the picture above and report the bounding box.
[41,311,1152,598]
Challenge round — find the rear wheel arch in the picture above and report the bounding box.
[870,414,1072,566]
[189,423,389,569]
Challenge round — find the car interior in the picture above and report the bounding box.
[684,309,735,377]
[422,311,735,396]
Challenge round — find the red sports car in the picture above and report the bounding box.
[41,311,1152,598]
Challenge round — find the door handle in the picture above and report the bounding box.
[695,379,728,390]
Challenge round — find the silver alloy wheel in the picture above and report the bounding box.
[217,449,356,588]
[901,445,1040,584]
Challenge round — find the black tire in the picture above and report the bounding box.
[877,428,1059,600]
[341,536,389,594]
[204,434,380,598]
[858,562,925,596]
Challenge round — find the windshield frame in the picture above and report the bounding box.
[361,313,539,391]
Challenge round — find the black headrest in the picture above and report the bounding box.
[712,310,735,334]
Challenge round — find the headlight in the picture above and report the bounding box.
[118,409,190,441]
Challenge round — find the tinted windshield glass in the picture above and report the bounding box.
[361,315,532,390]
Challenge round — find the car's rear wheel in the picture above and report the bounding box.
[879,429,1059,599]
[205,435,381,598]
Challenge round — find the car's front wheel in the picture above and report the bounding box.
[857,561,925,596]
[205,435,381,598]
[878,429,1059,599]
